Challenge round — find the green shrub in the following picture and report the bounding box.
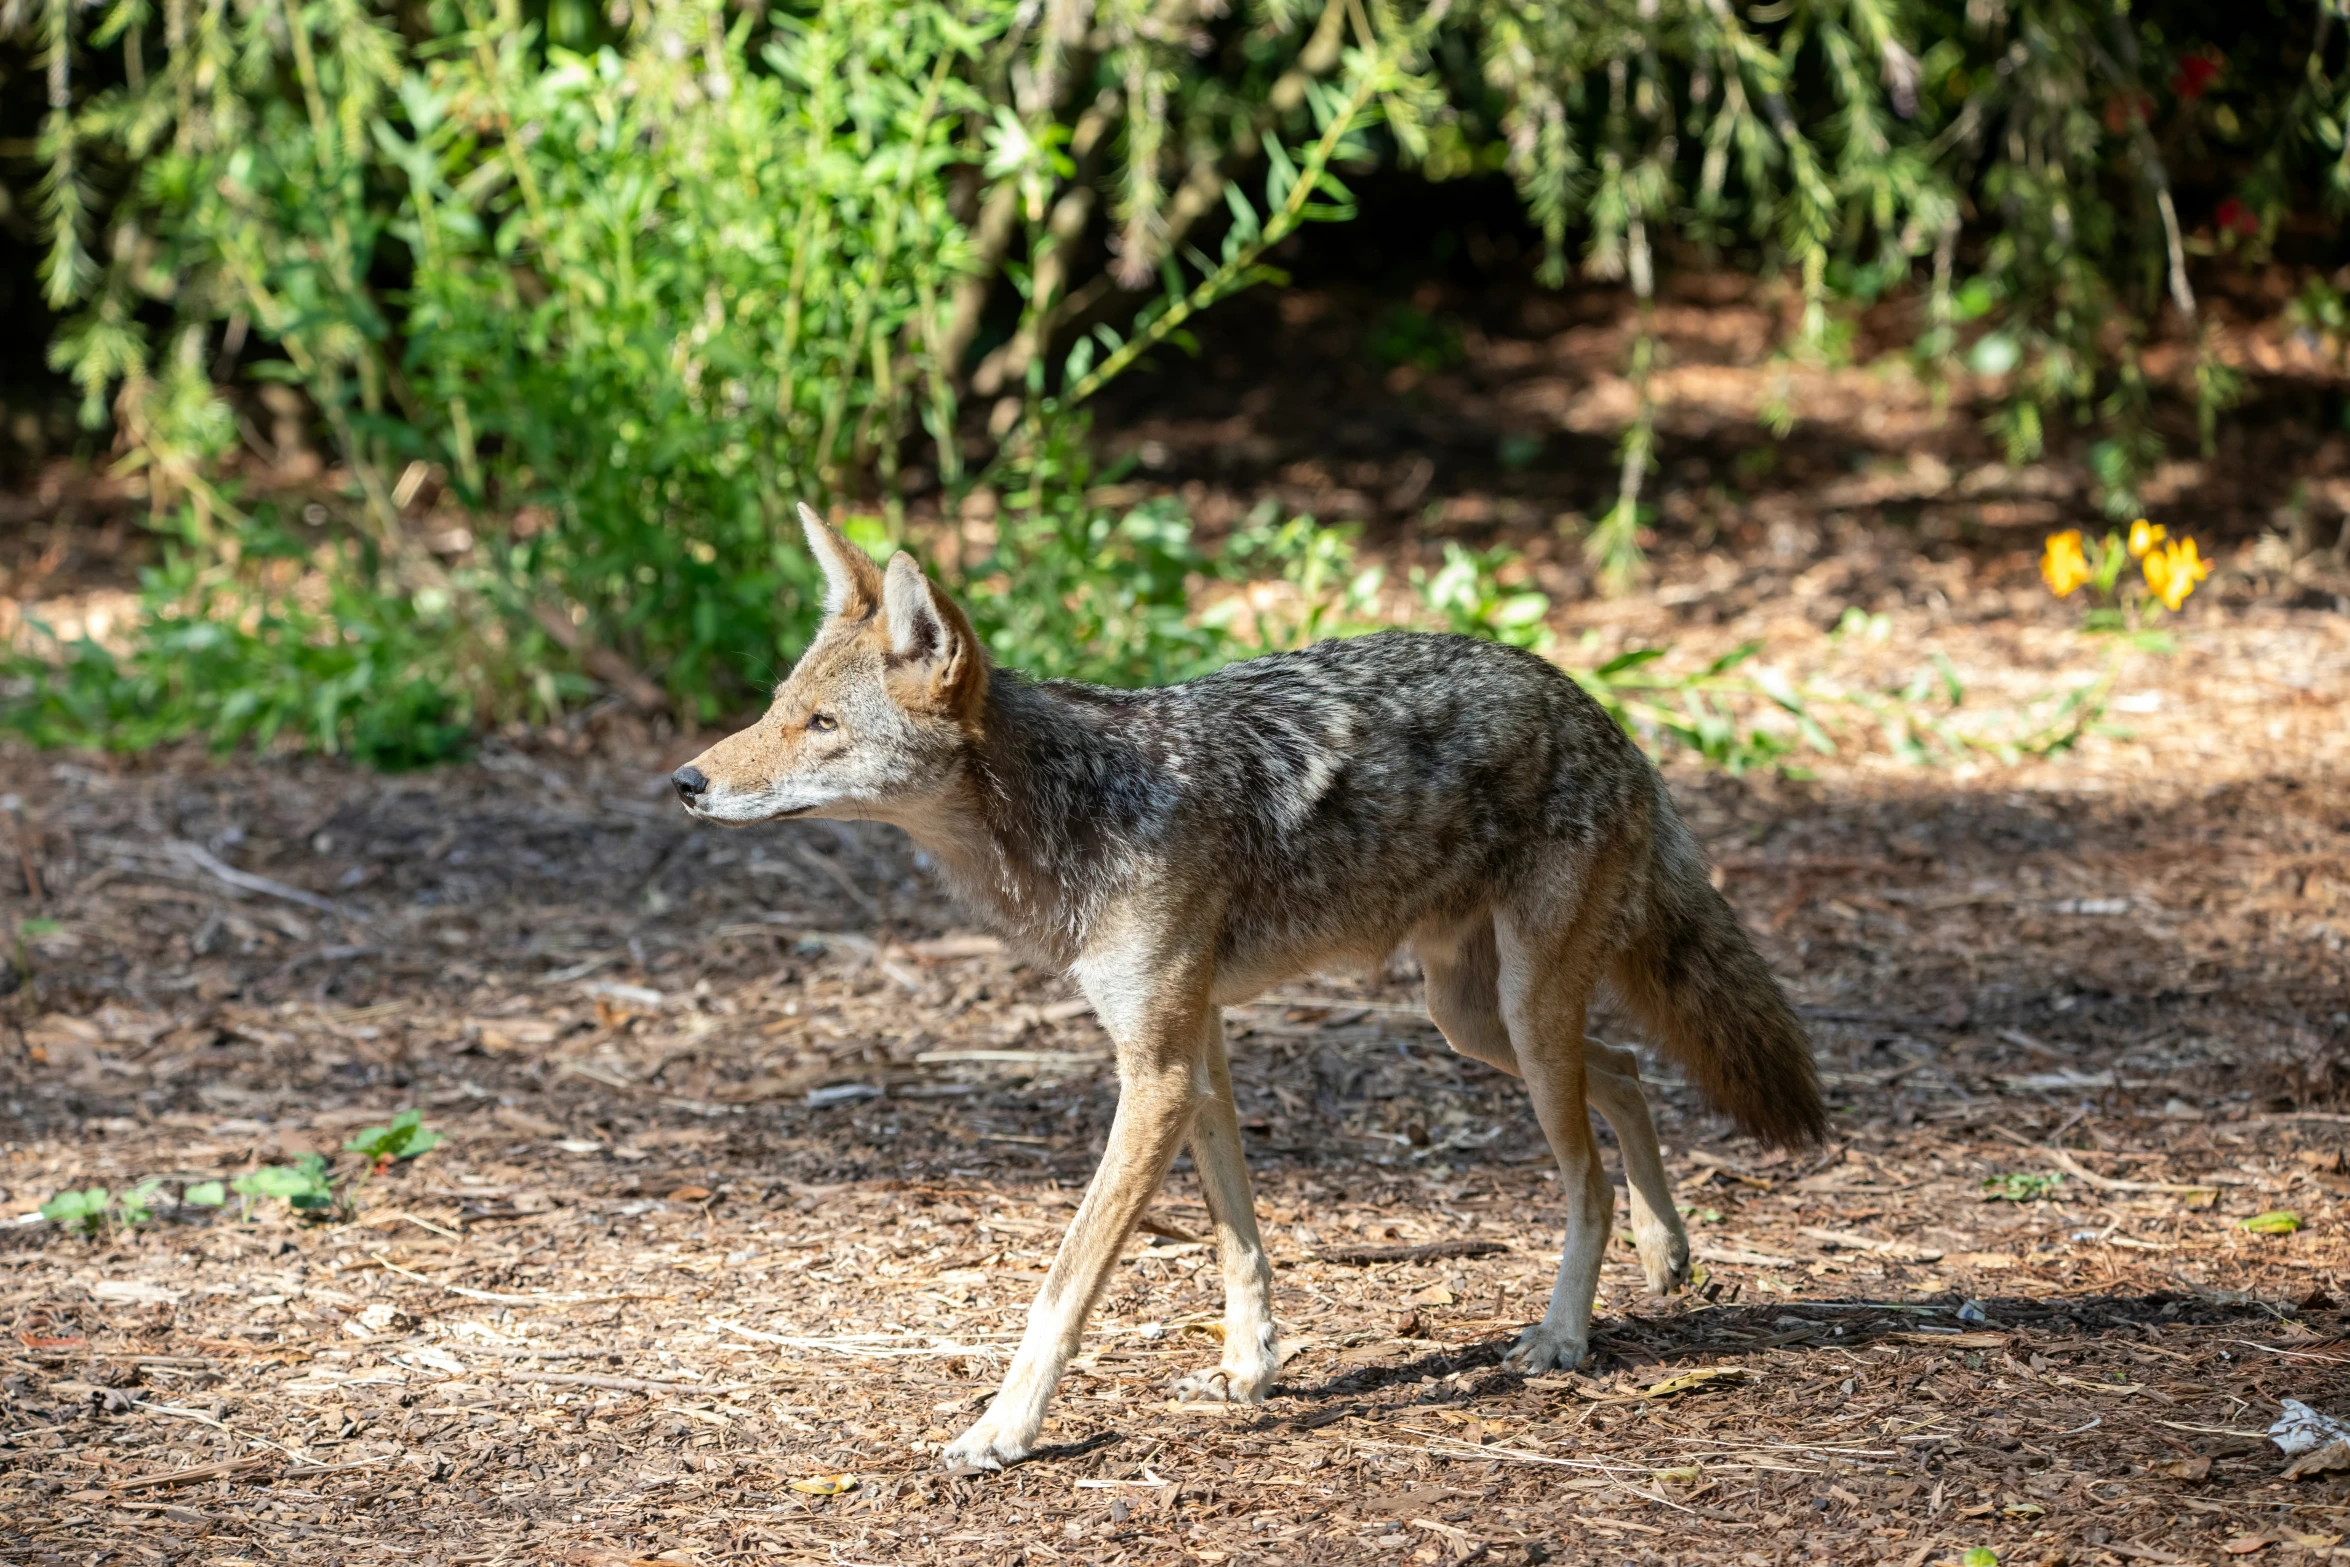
[4,0,2337,758]
[5,510,478,768]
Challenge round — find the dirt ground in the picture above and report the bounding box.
[5,274,2350,1566]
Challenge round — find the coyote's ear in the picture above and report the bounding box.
[882,551,987,719]
[798,502,883,619]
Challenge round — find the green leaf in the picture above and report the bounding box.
[118,1179,163,1226]
[1981,1171,2061,1202]
[40,1186,111,1231]
[1701,641,1764,678]
[234,1152,336,1211]
[1493,593,1551,628]
[183,1181,227,1207]
[1963,1549,1999,1567]
[1932,653,1966,708]
[2241,1210,2303,1235]
[1594,647,1667,678]
[345,1108,444,1162]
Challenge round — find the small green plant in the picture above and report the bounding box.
[234,1154,338,1213]
[40,1169,345,1232]
[2241,1210,2303,1235]
[1208,507,1387,653]
[114,1180,164,1227]
[1831,607,1893,644]
[1963,1549,1999,1567]
[1411,543,1554,650]
[1570,641,1823,777]
[344,1110,444,1167]
[37,1178,173,1233]
[1981,1171,2063,1202]
[38,1187,112,1234]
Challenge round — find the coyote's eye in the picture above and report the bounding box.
[807,712,838,734]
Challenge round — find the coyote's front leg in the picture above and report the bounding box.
[942,944,1213,1471]
[1170,1014,1279,1404]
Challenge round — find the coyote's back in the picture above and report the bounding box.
[960,631,1825,1146]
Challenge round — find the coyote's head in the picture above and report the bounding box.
[672,505,987,826]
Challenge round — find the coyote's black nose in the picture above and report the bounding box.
[672,765,709,804]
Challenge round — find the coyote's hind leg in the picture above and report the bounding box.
[1491,904,1613,1375]
[1170,1013,1280,1405]
[1419,916,1517,1075]
[1419,917,1689,1296]
[1584,1042,1691,1294]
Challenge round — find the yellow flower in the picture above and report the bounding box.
[2142,536,2210,612]
[2127,518,2166,558]
[2041,530,2091,597]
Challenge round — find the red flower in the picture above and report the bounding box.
[2215,197,2259,237]
[2171,53,2221,99]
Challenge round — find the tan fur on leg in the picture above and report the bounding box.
[1585,1042,1691,1294]
[1419,916,1689,1296]
[1418,914,1516,1075]
[1172,1013,1279,1403]
[942,958,1211,1469]
[1493,904,1613,1373]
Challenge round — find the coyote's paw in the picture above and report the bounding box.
[1169,1359,1275,1405]
[1501,1323,1588,1374]
[1633,1220,1692,1296]
[940,1415,1032,1472]
[1170,1322,1281,1404]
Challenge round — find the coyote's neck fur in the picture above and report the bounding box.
[902,672,1168,970]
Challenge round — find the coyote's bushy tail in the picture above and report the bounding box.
[1609,788,1825,1147]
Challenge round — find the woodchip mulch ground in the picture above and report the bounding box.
[3,554,2347,1567]
[4,281,2350,1564]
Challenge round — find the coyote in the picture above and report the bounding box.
[674,506,1824,1470]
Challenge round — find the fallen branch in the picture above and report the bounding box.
[366,1253,670,1306]
[1797,1226,1945,1262]
[490,1370,749,1395]
[111,1455,273,1491]
[1692,1243,1800,1268]
[168,839,357,922]
[283,1456,394,1481]
[1314,1240,1508,1266]
[2045,1146,2220,1195]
